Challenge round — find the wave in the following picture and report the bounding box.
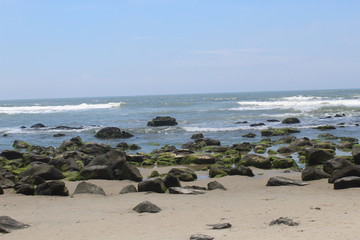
[231,95,360,112]
[0,125,101,134]
[0,102,124,114]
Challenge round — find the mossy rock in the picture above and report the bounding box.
[313,141,337,150]
[267,149,278,155]
[149,142,161,146]
[318,134,338,140]
[261,128,300,137]
[242,133,256,138]
[155,152,179,165]
[13,140,30,149]
[253,145,267,154]
[168,168,197,181]
[217,155,240,165]
[63,171,80,181]
[142,159,155,166]
[180,153,215,165]
[270,157,298,169]
[209,165,229,178]
[313,125,336,131]
[148,170,160,178]
[238,154,271,169]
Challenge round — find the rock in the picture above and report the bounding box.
[0,177,15,189]
[242,133,256,138]
[0,216,29,233]
[271,157,297,169]
[119,184,137,194]
[261,128,300,136]
[209,165,228,178]
[277,147,296,154]
[323,157,353,174]
[79,142,111,155]
[35,180,69,196]
[269,217,299,226]
[138,177,167,193]
[191,133,204,139]
[19,163,64,180]
[289,138,312,148]
[0,150,23,160]
[113,162,143,182]
[181,153,216,165]
[0,186,3,195]
[25,154,51,163]
[266,176,309,186]
[53,133,66,137]
[301,167,330,181]
[79,165,114,180]
[314,125,336,131]
[334,176,360,190]
[207,181,226,190]
[304,148,335,165]
[133,201,161,213]
[169,187,205,195]
[239,154,271,169]
[226,166,253,177]
[168,168,197,182]
[352,145,360,164]
[17,175,45,185]
[95,127,133,139]
[49,157,82,172]
[12,140,30,149]
[72,181,106,196]
[30,123,46,128]
[235,121,248,124]
[328,166,360,183]
[232,142,252,152]
[250,123,265,127]
[195,138,221,146]
[128,144,141,150]
[207,223,232,229]
[190,234,214,240]
[147,116,178,127]
[14,184,35,195]
[59,138,83,152]
[282,118,300,124]
[51,126,83,130]
[164,174,181,188]
[267,119,280,122]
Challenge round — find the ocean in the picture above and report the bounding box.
[1,89,360,154]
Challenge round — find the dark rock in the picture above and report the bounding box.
[164,174,181,188]
[72,181,106,196]
[147,116,178,127]
[79,142,111,155]
[207,181,226,190]
[195,138,221,146]
[51,126,83,130]
[53,133,66,138]
[261,128,300,136]
[17,175,45,185]
[207,223,232,229]
[277,147,296,154]
[129,144,141,150]
[0,187,3,195]
[95,127,133,139]
[301,167,330,181]
[323,157,353,174]
[30,123,46,128]
[116,142,129,150]
[235,121,248,124]
[169,187,205,195]
[232,142,252,152]
[0,177,15,189]
[119,184,137,194]
[209,165,228,178]
[250,123,265,127]
[334,176,360,189]
[190,234,214,240]
[0,216,29,233]
[242,133,256,138]
[271,157,297,169]
[113,161,142,182]
[314,125,336,131]
[25,154,51,163]
[133,201,161,213]
[49,157,82,172]
[229,166,254,177]
[352,145,360,164]
[181,153,215,165]
[191,133,204,139]
[0,150,23,160]
[289,137,312,148]
[126,154,150,163]
[282,118,300,124]
[239,154,271,169]
[19,163,64,180]
[184,185,206,190]
[267,119,280,122]
[12,140,30,149]
[334,113,345,117]
[269,217,299,226]
[79,165,114,180]
[168,168,197,182]
[14,184,35,195]
[266,176,309,186]
[305,148,335,165]
[138,177,167,193]
[35,180,69,196]
[328,166,360,183]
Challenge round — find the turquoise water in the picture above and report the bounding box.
[0,89,360,153]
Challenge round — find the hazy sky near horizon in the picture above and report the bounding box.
[0,0,360,100]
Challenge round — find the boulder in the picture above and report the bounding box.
[49,157,82,172]
[95,127,133,139]
[328,166,360,183]
[0,216,30,234]
[19,163,64,180]
[191,133,204,139]
[164,174,181,188]
[113,162,143,182]
[169,187,205,195]
[24,154,51,163]
[304,148,335,165]
[250,123,265,127]
[119,185,137,194]
[334,176,360,190]
[0,150,23,160]
[14,184,35,195]
[17,175,45,185]
[242,133,256,138]
[229,166,254,177]
[133,201,161,213]
[72,181,106,196]
[239,154,271,169]
[314,125,336,131]
[79,142,111,155]
[35,180,69,196]
[138,177,167,193]
[168,168,197,182]
[232,142,252,152]
[289,138,312,148]
[323,157,353,174]
[261,128,300,137]
[352,145,360,164]
[301,167,330,181]
[79,165,114,180]
[209,165,228,178]
[207,181,226,190]
[147,116,178,127]
[12,140,30,149]
[266,176,309,186]
[282,118,300,124]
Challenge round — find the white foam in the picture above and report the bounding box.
[0,102,124,114]
[183,125,267,132]
[0,125,101,134]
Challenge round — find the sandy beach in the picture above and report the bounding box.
[1,167,359,240]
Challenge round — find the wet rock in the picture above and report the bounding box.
[181,153,215,165]
[301,167,330,181]
[314,125,336,131]
[289,137,312,148]
[12,140,30,149]
[169,187,205,195]
[232,142,252,152]
[133,201,161,213]
[195,138,221,147]
[19,163,64,180]
[138,177,167,193]
[190,234,214,240]
[267,119,280,122]
[282,118,300,124]
[119,184,137,194]
[147,116,178,127]
[95,127,133,139]
[328,166,360,183]
[242,133,256,138]
[30,123,46,128]
[235,121,248,124]
[266,176,309,186]
[250,123,265,127]
[0,216,30,233]
[323,157,353,175]
[191,133,204,139]
[334,176,360,190]
[168,168,197,182]
[35,180,69,196]
[53,133,66,138]
[207,181,226,190]
[239,154,271,169]
[72,181,106,196]
[261,128,300,136]
[269,217,299,226]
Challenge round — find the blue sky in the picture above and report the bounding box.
[0,0,359,99]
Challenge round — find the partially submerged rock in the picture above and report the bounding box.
[282,118,300,124]
[133,201,161,213]
[95,127,133,139]
[147,116,178,127]
[266,176,309,186]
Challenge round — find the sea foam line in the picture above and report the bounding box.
[0,102,124,114]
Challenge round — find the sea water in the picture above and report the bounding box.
[0,89,360,153]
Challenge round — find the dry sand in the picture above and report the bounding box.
[1,167,360,240]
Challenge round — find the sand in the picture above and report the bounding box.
[1,167,360,240]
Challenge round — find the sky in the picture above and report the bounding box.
[0,0,360,100]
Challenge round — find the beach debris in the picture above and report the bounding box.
[266,176,309,186]
[147,116,178,127]
[269,217,299,226]
[0,216,30,234]
[168,187,205,195]
[207,181,226,191]
[301,167,330,181]
[133,201,161,213]
[119,184,137,194]
[334,176,360,190]
[190,234,214,240]
[207,223,232,229]
[72,181,106,197]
